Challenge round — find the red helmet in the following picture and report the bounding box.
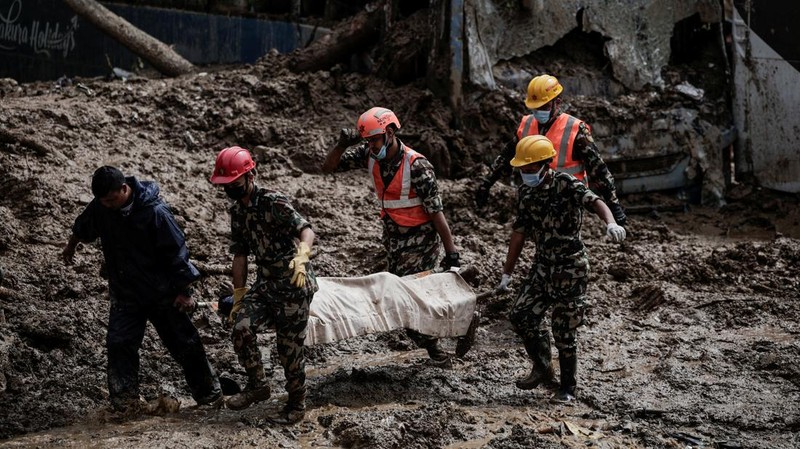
[357,107,401,138]
[209,146,255,184]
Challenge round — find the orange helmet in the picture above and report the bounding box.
[525,75,563,109]
[357,107,401,138]
[209,146,255,184]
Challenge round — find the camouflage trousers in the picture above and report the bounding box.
[509,257,589,360]
[383,220,441,349]
[382,220,441,278]
[231,273,317,408]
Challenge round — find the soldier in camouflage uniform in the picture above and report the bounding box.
[322,107,461,365]
[209,147,318,425]
[475,74,627,227]
[497,135,626,403]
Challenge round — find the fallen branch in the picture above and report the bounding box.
[287,5,383,73]
[63,0,194,77]
[596,366,626,373]
[192,261,231,277]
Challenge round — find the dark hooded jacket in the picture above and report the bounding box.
[72,177,200,303]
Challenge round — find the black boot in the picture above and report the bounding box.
[455,311,481,358]
[426,340,453,367]
[551,352,577,403]
[516,334,554,390]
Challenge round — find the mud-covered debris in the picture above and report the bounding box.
[675,81,705,101]
[145,394,181,416]
[630,283,667,312]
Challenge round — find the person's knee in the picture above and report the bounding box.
[106,329,141,351]
[231,326,256,349]
[509,308,541,333]
[552,329,577,351]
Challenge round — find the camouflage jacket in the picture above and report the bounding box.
[229,185,312,280]
[513,171,600,266]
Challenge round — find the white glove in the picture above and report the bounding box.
[606,223,626,242]
[497,273,512,292]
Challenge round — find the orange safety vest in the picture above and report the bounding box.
[516,113,586,181]
[369,146,431,227]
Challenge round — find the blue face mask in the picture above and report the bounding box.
[370,136,389,161]
[520,165,548,187]
[533,109,551,124]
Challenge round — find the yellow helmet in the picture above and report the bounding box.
[510,135,557,167]
[525,74,563,109]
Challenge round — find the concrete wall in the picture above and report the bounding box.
[465,0,721,91]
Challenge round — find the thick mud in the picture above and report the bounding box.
[1,44,799,449]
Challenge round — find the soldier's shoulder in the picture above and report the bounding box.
[257,188,294,208]
[553,171,576,182]
[552,172,584,189]
[256,187,288,199]
[410,155,435,172]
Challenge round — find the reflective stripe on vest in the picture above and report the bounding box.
[516,113,587,181]
[369,146,429,226]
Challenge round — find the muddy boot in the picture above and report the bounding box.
[195,390,224,409]
[426,341,453,368]
[455,311,481,358]
[110,395,146,414]
[267,390,305,425]
[226,383,270,410]
[550,352,578,404]
[516,336,554,390]
[227,366,271,410]
[266,404,305,425]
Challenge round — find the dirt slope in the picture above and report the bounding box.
[0,52,799,449]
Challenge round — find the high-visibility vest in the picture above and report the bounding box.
[516,113,586,181]
[369,146,431,227]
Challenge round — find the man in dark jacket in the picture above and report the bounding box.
[62,166,221,411]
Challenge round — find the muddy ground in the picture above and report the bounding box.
[1,32,800,449]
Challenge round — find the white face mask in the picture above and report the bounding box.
[520,164,548,187]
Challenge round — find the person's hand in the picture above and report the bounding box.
[289,242,311,288]
[475,181,491,209]
[608,202,627,227]
[228,287,248,325]
[497,273,512,292]
[62,244,77,266]
[173,293,196,313]
[441,252,461,270]
[606,223,627,242]
[337,128,361,148]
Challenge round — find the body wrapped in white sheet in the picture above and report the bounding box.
[305,270,477,346]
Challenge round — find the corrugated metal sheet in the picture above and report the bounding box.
[731,0,800,192]
[0,0,327,82]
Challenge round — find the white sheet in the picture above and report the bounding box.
[305,270,477,346]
